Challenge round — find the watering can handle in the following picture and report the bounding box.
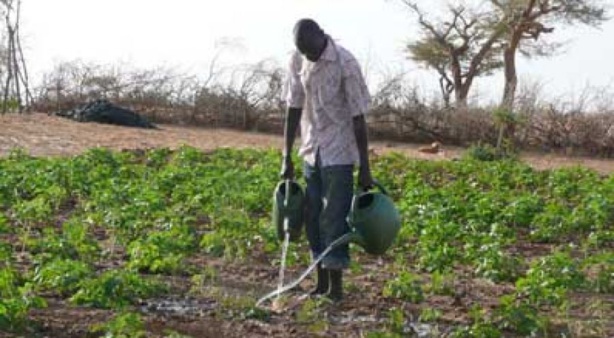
[284,179,291,207]
[359,179,388,196]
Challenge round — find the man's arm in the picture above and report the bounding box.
[353,114,374,189]
[342,53,373,190]
[280,51,305,179]
[281,107,302,179]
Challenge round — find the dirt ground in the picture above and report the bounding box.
[2,113,614,174]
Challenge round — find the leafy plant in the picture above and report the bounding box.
[516,251,586,307]
[383,270,425,303]
[464,143,515,162]
[32,258,92,296]
[70,269,168,309]
[90,311,147,338]
[0,266,47,331]
[494,295,546,336]
[419,308,442,322]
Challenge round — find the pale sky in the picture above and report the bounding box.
[20,0,614,103]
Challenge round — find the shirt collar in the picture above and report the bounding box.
[318,37,337,62]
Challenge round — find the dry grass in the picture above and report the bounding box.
[1,113,614,175]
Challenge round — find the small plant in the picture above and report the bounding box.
[383,270,425,303]
[90,311,146,338]
[189,266,218,295]
[32,258,92,296]
[386,307,406,334]
[494,295,546,336]
[0,267,47,331]
[465,143,515,162]
[471,243,521,282]
[419,307,442,322]
[70,269,168,309]
[582,252,614,293]
[0,214,8,233]
[516,251,586,307]
[296,297,329,332]
[242,306,271,322]
[424,271,455,296]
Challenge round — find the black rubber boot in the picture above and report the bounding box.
[328,269,343,302]
[310,264,330,296]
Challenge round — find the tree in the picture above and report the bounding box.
[402,1,507,107]
[1,0,31,113]
[492,0,609,110]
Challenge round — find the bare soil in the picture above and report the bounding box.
[2,113,614,174]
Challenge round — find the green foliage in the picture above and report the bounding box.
[583,252,614,293]
[464,143,516,162]
[386,307,405,334]
[0,265,47,331]
[419,308,442,322]
[494,295,546,336]
[91,311,147,338]
[383,270,424,303]
[128,225,196,274]
[0,146,612,336]
[70,269,168,309]
[516,251,586,307]
[423,271,455,296]
[32,258,92,296]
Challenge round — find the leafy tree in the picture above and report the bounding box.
[402,1,506,107]
[491,0,609,110]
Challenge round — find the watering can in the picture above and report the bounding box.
[346,181,401,255]
[272,179,304,242]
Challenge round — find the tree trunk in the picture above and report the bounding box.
[501,46,517,111]
[439,76,452,108]
[455,84,469,108]
[451,55,468,108]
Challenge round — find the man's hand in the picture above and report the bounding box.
[358,166,374,191]
[280,156,295,180]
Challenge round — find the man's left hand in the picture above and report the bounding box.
[358,167,375,191]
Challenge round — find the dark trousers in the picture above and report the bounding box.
[303,154,353,270]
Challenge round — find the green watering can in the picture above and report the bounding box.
[346,181,401,255]
[272,179,400,254]
[272,179,304,242]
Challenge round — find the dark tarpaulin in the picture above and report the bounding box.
[52,99,156,129]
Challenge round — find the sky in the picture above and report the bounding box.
[19,0,614,104]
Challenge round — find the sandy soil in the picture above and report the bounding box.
[2,113,613,175]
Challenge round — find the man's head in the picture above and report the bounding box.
[293,18,327,62]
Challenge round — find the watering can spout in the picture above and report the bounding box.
[346,230,366,247]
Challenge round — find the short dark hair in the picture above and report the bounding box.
[293,18,324,40]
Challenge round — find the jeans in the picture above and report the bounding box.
[303,154,353,270]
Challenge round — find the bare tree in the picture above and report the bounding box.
[1,0,31,113]
[402,1,507,107]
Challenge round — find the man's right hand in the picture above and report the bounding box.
[280,157,295,179]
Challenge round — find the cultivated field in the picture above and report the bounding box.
[0,113,613,337]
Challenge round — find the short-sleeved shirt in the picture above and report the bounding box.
[283,37,371,167]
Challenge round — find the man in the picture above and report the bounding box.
[280,18,373,302]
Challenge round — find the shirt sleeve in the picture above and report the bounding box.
[283,51,305,109]
[342,56,371,117]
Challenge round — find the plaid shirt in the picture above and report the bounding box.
[283,38,371,167]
